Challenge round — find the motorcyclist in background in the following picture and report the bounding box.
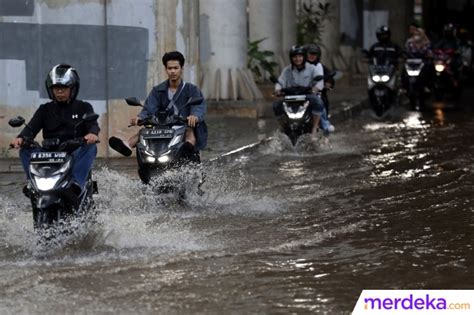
[402,23,434,95]
[306,44,335,117]
[405,23,431,57]
[273,45,332,137]
[434,23,461,51]
[458,27,473,77]
[368,25,402,68]
[433,23,463,87]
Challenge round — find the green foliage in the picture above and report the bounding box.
[297,1,333,46]
[247,38,278,82]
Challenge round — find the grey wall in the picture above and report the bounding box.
[0,23,149,100]
[0,0,34,16]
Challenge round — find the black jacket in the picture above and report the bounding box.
[19,100,100,142]
[369,41,402,66]
[308,61,335,87]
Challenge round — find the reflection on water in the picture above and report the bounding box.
[278,160,306,178]
[433,108,446,127]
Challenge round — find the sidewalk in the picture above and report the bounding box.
[0,75,367,184]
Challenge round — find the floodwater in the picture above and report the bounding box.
[0,107,473,314]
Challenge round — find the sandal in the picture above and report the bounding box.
[109,136,132,156]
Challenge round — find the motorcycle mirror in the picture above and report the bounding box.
[8,116,25,128]
[186,97,204,106]
[82,112,99,121]
[125,97,143,107]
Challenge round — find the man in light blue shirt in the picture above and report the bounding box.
[273,46,331,136]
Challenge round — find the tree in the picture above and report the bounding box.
[297,1,333,46]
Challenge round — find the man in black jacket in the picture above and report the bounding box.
[368,26,402,68]
[10,64,100,199]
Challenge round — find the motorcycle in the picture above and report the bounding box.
[367,57,397,116]
[8,113,99,233]
[121,96,203,185]
[402,56,427,111]
[432,48,462,101]
[271,75,324,145]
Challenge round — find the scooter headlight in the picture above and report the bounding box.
[380,75,390,82]
[156,150,172,163]
[145,156,156,163]
[34,175,61,191]
[435,64,445,72]
[157,155,170,163]
[407,69,421,76]
[371,75,381,82]
[285,101,309,119]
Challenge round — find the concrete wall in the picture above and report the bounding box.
[199,0,262,101]
[0,0,199,158]
[363,0,414,48]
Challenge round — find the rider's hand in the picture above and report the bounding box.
[274,90,283,97]
[187,115,199,127]
[129,116,140,126]
[84,133,99,144]
[10,137,23,149]
[324,82,333,90]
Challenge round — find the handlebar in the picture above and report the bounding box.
[132,115,189,127]
[9,137,99,151]
[56,138,100,152]
[8,137,39,150]
[274,86,314,97]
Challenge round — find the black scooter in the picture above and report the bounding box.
[368,59,397,116]
[363,50,398,117]
[122,97,203,185]
[8,113,99,232]
[402,56,427,111]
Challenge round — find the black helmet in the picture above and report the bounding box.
[306,44,322,60]
[289,45,306,62]
[376,25,391,42]
[45,64,80,102]
[443,23,456,39]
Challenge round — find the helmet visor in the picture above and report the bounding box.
[49,67,76,86]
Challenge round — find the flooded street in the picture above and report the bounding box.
[1,107,473,314]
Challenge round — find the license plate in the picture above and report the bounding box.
[30,151,67,164]
[142,128,174,139]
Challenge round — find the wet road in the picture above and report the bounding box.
[1,105,473,314]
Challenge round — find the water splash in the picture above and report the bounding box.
[258,130,357,157]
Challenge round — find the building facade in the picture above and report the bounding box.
[1,0,416,157]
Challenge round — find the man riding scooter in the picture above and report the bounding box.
[273,45,332,138]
